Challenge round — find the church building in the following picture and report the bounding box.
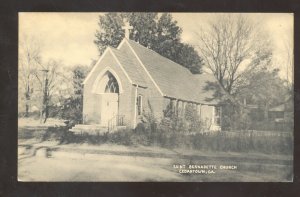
[79,24,223,133]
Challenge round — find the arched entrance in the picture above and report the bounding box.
[97,71,119,126]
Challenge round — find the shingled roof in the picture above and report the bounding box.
[123,39,222,105]
[109,47,148,87]
[85,38,222,105]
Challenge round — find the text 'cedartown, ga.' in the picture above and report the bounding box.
[173,164,238,174]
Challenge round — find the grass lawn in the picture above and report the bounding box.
[18,117,67,127]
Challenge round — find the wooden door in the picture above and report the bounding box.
[101,93,118,126]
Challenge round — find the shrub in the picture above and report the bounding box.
[161,102,204,133]
[24,120,291,155]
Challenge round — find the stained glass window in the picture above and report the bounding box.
[104,72,119,93]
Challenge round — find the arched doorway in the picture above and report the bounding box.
[98,71,119,126]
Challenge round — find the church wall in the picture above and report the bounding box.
[83,52,134,125]
[160,98,218,130]
[136,87,164,124]
[123,84,135,127]
[200,105,214,128]
[82,90,102,124]
[148,96,165,120]
[117,42,166,125]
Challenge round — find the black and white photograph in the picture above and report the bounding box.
[17,12,294,182]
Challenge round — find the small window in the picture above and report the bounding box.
[137,95,143,115]
[214,106,221,125]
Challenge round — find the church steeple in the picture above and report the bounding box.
[121,19,133,39]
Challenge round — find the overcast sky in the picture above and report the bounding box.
[19,12,293,78]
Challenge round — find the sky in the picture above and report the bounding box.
[19,12,293,79]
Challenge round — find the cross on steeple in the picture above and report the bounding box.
[122,20,133,39]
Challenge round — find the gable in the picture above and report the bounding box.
[83,48,132,86]
[83,47,147,87]
[118,39,164,96]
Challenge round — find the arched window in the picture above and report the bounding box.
[104,72,119,93]
[92,68,122,94]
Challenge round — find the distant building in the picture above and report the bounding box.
[268,97,293,123]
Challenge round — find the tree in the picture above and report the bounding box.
[194,14,285,130]
[237,67,288,119]
[195,14,273,96]
[18,34,42,116]
[72,65,89,95]
[94,13,203,74]
[19,35,72,122]
[282,35,294,91]
[59,65,90,124]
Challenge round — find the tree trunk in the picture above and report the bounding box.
[25,103,29,117]
[264,102,269,121]
[40,73,49,123]
[25,85,30,117]
[42,78,49,123]
[43,105,49,123]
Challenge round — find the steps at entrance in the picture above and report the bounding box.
[69,124,107,135]
[69,124,127,135]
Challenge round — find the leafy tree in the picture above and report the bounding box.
[95,12,203,74]
[127,12,159,49]
[221,66,289,130]
[72,65,89,95]
[59,65,90,124]
[237,67,288,117]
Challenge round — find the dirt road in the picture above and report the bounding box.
[18,141,293,182]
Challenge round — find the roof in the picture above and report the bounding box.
[85,38,223,105]
[109,47,148,87]
[269,104,285,112]
[125,39,222,104]
[192,74,223,104]
[269,97,293,112]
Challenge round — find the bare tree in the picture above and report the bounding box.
[18,34,42,116]
[283,35,294,90]
[194,14,272,99]
[19,35,74,122]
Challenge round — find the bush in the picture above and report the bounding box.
[20,121,293,155]
[67,126,293,155]
[48,96,83,126]
[58,126,294,156]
